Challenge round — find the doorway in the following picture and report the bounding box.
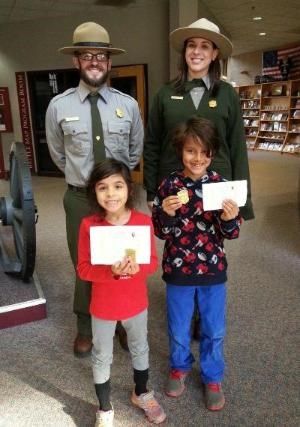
[109,64,147,183]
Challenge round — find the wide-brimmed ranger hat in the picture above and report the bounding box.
[169,18,232,58]
[59,22,125,55]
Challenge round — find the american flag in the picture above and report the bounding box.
[262,45,300,80]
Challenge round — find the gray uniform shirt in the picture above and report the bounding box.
[45,81,144,186]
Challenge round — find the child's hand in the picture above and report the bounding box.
[112,257,130,276]
[162,195,182,217]
[111,257,140,276]
[125,257,140,276]
[220,199,239,221]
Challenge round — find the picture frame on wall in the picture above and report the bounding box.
[0,87,13,132]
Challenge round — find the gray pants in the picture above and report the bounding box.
[92,309,149,384]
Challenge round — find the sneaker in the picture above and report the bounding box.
[131,390,166,424]
[94,408,114,427]
[165,369,189,397]
[204,383,225,411]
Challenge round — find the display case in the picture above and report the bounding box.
[239,84,261,149]
[237,80,300,155]
[256,81,289,152]
[284,80,300,154]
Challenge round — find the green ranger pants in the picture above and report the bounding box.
[63,188,92,337]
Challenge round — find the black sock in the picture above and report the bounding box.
[95,380,112,411]
[134,368,149,396]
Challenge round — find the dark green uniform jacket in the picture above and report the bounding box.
[144,80,254,220]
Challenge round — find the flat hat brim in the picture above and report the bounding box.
[58,45,126,55]
[170,27,232,58]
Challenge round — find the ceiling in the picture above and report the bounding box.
[0,0,299,56]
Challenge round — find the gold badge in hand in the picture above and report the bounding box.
[177,189,189,204]
[125,248,136,262]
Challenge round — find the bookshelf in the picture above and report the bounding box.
[237,80,300,154]
[285,79,300,153]
[239,84,261,150]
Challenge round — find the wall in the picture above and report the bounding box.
[169,0,231,81]
[169,0,198,79]
[228,51,262,86]
[0,1,277,171]
[0,1,169,168]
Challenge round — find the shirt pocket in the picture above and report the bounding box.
[61,121,90,155]
[106,121,130,153]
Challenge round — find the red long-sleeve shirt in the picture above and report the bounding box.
[77,209,158,320]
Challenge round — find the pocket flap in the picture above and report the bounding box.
[108,121,130,135]
[62,121,88,136]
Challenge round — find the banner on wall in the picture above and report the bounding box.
[262,45,300,80]
[15,72,35,172]
[0,87,13,133]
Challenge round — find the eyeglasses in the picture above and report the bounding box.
[77,52,109,62]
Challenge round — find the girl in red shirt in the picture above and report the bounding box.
[77,159,166,427]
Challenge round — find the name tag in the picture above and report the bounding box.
[65,116,80,122]
[171,96,184,100]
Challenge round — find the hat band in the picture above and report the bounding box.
[73,41,111,48]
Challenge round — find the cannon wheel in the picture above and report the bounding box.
[1,142,36,281]
[10,142,36,280]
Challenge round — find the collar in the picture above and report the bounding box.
[184,75,211,92]
[202,75,211,90]
[187,75,210,89]
[78,80,108,104]
[176,169,210,183]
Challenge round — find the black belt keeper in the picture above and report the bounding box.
[67,184,87,193]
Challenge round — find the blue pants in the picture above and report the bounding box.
[166,283,226,384]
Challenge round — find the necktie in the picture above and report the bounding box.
[88,92,106,164]
[183,79,205,92]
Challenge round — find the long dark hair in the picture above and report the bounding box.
[87,159,134,217]
[170,40,221,97]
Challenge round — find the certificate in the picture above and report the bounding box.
[90,225,151,265]
[202,180,247,211]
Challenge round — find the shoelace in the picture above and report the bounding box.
[207,383,221,392]
[144,398,158,409]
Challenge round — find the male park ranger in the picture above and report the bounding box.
[46,22,143,357]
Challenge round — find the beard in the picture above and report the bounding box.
[79,66,109,88]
